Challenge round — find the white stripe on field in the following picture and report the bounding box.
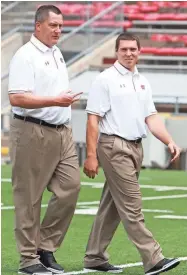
[2,194,187,210]
[63,257,187,275]
[0,204,174,214]
[81,182,187,191]
[140,184,187,191]
[2,179,187,191]
[1,178,12,182]
[155,215,187,220]
[142,194,187,200]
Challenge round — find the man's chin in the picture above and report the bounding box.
[52,38,60,44]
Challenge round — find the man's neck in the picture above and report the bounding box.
[33,33,52,48]
[118,61,135,73]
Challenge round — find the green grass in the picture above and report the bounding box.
[1,165,187,275]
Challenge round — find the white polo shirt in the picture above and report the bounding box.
[8,34,71,125]
[86,61,157,140]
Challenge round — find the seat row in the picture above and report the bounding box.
[140,47,187,56]
[37,2,187,16]
[126,13,187,21]
[61,20,132,29]
[151,34,187,44]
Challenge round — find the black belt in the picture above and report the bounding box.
[13,114,64,129]
[101,134,142,144]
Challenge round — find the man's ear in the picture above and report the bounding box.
[35,21,41,32]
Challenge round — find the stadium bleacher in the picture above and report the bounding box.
[1,1,187,168]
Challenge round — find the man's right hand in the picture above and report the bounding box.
[54,90,83,107]
[83,156,99,179]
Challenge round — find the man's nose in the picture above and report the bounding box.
[55,27,61,34]
[126,49,131,56]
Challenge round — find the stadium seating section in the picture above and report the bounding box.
[49,2,187,18]
[37,1,187,28]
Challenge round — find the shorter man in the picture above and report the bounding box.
[83,33,181,275]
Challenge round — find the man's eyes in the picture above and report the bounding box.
[121,48,136,52]
[50,24,62,28]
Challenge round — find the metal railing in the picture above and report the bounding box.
[60,1,124,66]
[58,1,123,45]
[1,1,20,14]
[66,29,120,67]
[1,1,124,85]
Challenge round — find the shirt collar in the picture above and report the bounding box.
[113,60,139,76]
[30,34,56,53]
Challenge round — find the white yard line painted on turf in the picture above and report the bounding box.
[1,178,12,182]
[142,194,187,200]
[1,194,187,210]
[140,184,187,191]
[62,257,187,275]
[0,201,174,215]
[2,179,187,191]
[79,205,173,213]
[75,208,173,215]
[155,215,187,220]
[81,182,187,191]
[77,201,99,205]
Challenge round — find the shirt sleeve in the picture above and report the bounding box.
[86,75,110,117]
[8,50,35,93]
[144,80,157,118]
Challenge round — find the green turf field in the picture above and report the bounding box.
[1,165,187,275]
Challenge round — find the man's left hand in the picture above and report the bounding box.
[168,142,181,163]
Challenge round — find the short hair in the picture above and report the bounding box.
[35,5,62,23]
[115,33,141,51]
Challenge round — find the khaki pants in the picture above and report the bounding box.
[9,118,80,268]
[84,135,164,272]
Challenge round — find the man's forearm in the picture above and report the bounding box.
[86,115,100,158]
[145,114,173,145]
[9,93,56,109]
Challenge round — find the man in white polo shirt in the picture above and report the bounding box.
[83,33,181,275]
[8,5,82,275]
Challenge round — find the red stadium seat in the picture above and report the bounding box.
[180,2,187,8]
[154,1,170,8]
[63,20,84,26]
[155,48,187,56]
[180,35,187,42]
[142,13,159,20]
[169,35,181,42]
[126,13,145,20]
[171,48,187,56]
[157,13,176,20]
[139,5,158,13]
[124,4,140,13]
[174,14,187,20]
[151,34,167,41]
[140,47,157,54]
[151,34,187,45]
[168,2,181,8]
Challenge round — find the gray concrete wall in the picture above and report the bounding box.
[71,110,187,168]
[1,33,23,107]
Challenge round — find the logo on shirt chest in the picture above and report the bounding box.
[120,84,126,88]
[45,61,49,66]
[141,84,145,90]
